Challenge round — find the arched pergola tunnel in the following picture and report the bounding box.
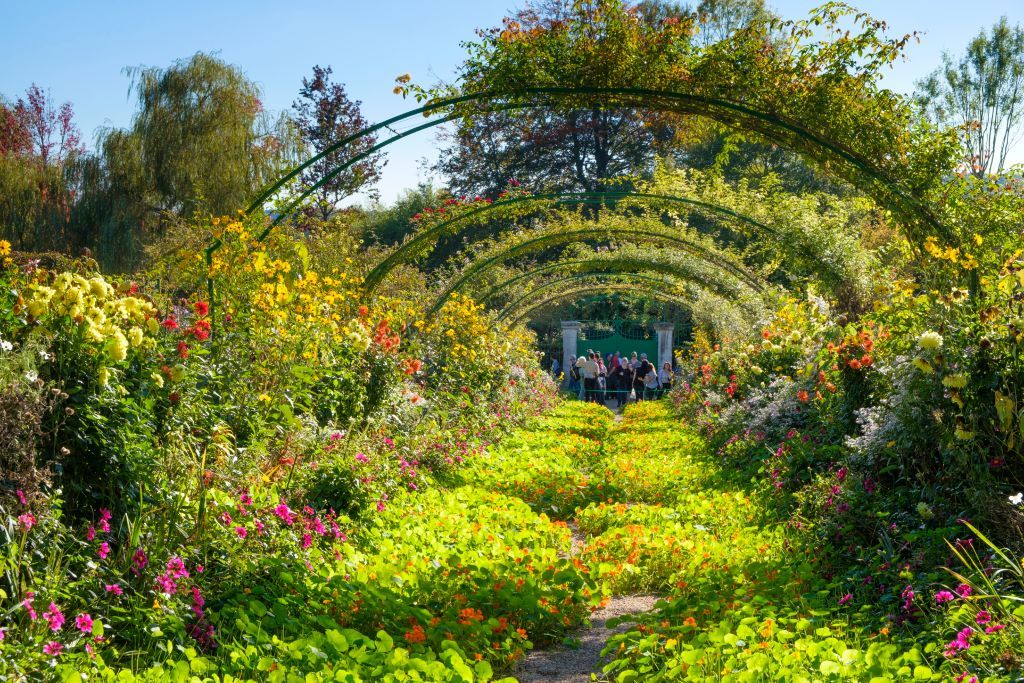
[201,76,962,343]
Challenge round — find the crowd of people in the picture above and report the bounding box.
[557,350,674,405]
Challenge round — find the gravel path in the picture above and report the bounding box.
[513,594,660,682]
[516,407,660,682]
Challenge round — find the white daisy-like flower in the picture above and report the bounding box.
[1009,493,1023,506]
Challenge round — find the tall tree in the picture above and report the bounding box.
[12,84,83,168]
[0,87,82,251]
[293,65,384,220]
[434,0,774,198]
[74,53,298,269]
[916,17,1024,176]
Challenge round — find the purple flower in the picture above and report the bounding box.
[935,590,955,604]
[75,614,93,633]
[956,583,972,598]
[235,526,247,538]
[838,593,853,606]
[42,641,63,656]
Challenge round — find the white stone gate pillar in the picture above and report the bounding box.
[561,321,581,387]
[654,322,674,372]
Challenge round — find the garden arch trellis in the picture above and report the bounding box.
[360,191,781,294]
[497,272,699,322]
[204,84,956,329]
[500,281,693,326]
[424,223,766,317]
[475,256,759,307]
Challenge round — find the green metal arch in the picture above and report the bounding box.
[477,257,752,306]
[500,280,692,326]
[498,272,694,322]
[362,191,779,294]
[240,87,950,244]
[427,224,765,317]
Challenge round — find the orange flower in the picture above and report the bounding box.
[683,616,697,628]
[848,359,863,370]
[796,390,809,403]
[357,305,369,317]
[403,624,427,644]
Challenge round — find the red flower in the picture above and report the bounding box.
[193,301,209,317]
[177,341,189,359]
[161,317,178,331]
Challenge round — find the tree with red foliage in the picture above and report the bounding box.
[293,65,384,220]
[12,84,83,167]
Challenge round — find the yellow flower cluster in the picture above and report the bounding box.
[922,236,978,270]
[26,272,157,370]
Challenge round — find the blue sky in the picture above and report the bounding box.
[2,1,1022,202]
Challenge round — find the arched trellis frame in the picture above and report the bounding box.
[362,191,781,294]
[497,272,699,322]
[202,86,957,332]
[426,224,766,317]
[476,256,758,307]
[500,281,696,327]
[240,88,951,243]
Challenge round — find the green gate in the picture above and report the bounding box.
[577,321,657,362]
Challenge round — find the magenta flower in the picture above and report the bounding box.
[0,628,5,641]
[43,603,65,631]
[376,500,386,513]
[22,592,37,620]
[255,519,266,535]
[16,489,26,505]
[238,491,253,507]
[42,641,63,656]
[301,533,313,549]
[956,583,973,598]
[98,541,110,559]
[975,610,991,625]
[273,504,295,525]
[935,590,955,604]
[98,508,112,533]
[235,526,247,538]
[18,513,36,530]
[219,512,232,526]
[944,626,973,658]
[85,525,96,541]
[75,614,93,633]
[104,584,123,595]
[155,572,177,595]
[838,593,853,606]
[166,556,189,579]
[132,548,148,571]
[986,623,1006,634]
[355,452,369,463]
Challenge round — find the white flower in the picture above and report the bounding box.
[0,339,12,352]
[918,331,943,352]
[24,371,38,383]
[1009,493,1023,506]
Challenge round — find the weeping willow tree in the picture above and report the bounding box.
[73,53,300,271]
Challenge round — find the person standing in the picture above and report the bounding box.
[643,361,660,401]
[658,361,673,398]
[575,355,587,400]
[597,354,608,404]
[634,353,652,402]
[551,357,560,380]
